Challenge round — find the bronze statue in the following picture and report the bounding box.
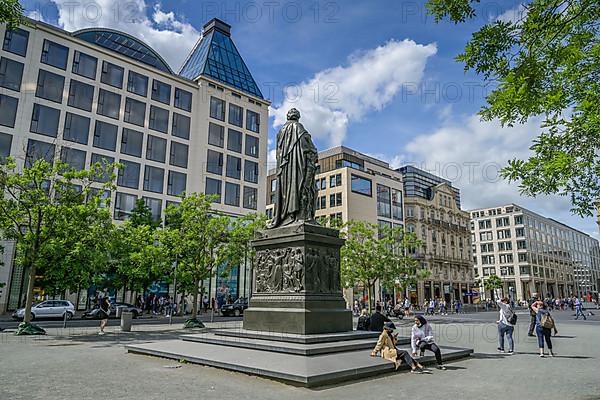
[268,108,318,228]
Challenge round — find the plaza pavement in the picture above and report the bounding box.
[0,311,599,400]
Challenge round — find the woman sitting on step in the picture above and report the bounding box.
[371,322,426,374]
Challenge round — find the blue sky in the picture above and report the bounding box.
[22,0,599,238]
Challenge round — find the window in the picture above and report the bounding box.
[0,94,19,128]
[320,178,326,190]
[143,165,164,193]
[210,96,225,120]
[226,155,242,179]
[243,186,257,210]
[246,110,260,132]
[114,192,137,220]
[151,80,171,104]
[123,97,146,127]
[496,217,509,227]
[127,71,148,97]
[224,182,240,206]
[478,220,492,229]
[330,173,342,187]
[72,51,97,79]
[0,57,24,91]
[0,132,13,161]
[149,105,169,133]
[498,241,513,251]
[377,184,391,218]
[227,129,242,152]
[169,142,188,168]
[514,215,523,225]
[479,231,493,241]
[93,121,118,151]
[3,28,29,57]
[517,240,527,250]
[101,61,124,88]
[90,153,114,182]
[167,171,186,196]
[146,135,167,162]
[406,206,414,217]
[391,189,403,220]
[351,174,372,196]
[30,104,60,137]
[60,147,86,171]
[117,160,140,189]
[63,112,90,144]
[329,192,342,207]
[518,253,528,262]
[208,123,225,147]
[270,179,277,192]
[481,255,495,265]
[207,150,223,175]
[480,243,494,252]
[143,197,162,221]
[26,139,55,167]
[499,254,514,264]
[205,178,221,202]
[519,266,531,275]
[97,89,121,119]
[67,80,94,111]
[172,113,190,139]
[229,104,243,127]
[120,128,143,157]
[36,70,65,103]
[516,227,525,237]
[174,88,192,111]
[245,135,259,158]
[40,40,68,70]
[497,229,511,239]
[244,160,259,183]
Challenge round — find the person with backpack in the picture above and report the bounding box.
[531,300,558,357]
[496,295,516,354]
[357,309,370,331]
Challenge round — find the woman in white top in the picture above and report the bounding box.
[496,296,515,354]
[411,315,446,370]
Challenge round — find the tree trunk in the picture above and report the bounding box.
[23,264,36,323]
[191,279,200,319]
[367,282,373,314]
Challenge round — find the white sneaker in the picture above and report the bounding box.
[98,331,105,335]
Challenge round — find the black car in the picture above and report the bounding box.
[221,297,248,317]
[82,302,142,319]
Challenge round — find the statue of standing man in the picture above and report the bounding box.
[268,108,318,228]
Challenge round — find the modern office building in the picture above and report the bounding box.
[470,204,600,302]
[0,18,269,312]
[266,146,405,306]
[398,166,474,305]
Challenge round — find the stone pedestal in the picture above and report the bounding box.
[243,223,352,335]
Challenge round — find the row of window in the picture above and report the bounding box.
[205,149,259,183]
[377,184,403,221]
[204,177,257,210]
[207,122,259,157]
[479,253,528,265]
[479,240,527,253]
[114,192,179,221]
[477,215,524,229]
[209,96,260,133]
[22,137,187,196]
[314,193,343,210]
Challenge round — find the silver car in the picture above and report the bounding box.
[12,300,75,321]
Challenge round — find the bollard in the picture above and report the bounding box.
[121,311,133,332]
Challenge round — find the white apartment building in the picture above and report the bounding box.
[0,18,269,312]
[470,204,600,302]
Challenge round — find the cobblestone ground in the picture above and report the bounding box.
[1,314,598,400]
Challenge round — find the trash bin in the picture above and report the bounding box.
[121,311,133,332]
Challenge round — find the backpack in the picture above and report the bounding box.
[541,313,555,329]
[508,308,518,325]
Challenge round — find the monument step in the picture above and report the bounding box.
[212,328,381,344]
[181,332,410,356]
[127,340,473,388]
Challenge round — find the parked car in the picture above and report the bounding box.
[12,300,75,321]
[221,297,248,317]
[82,302,142,319]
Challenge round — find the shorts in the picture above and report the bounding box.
[98,310,109,320]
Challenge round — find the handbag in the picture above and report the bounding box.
[541,313,555,329]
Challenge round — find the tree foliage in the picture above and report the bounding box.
[0,0,24,30]
[339,220,425,312]
[427,0,600,216]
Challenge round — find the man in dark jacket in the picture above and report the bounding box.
[369,305,391,332]
[527,293,539,336]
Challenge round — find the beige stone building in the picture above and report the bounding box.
[398,166,474,305]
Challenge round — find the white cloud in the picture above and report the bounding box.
[497,4,528,24]
[270,39,437,147]
[34,0,200,71]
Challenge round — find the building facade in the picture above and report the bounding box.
[398,166,474,305]
[266,146,405,306]
[470,204,600,302]
[0,18,269,312]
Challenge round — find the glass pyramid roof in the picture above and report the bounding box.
[179,28,263,99]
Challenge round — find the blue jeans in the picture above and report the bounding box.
[498,322,514,351]
[536,325,552,349]
[575,306,587,320]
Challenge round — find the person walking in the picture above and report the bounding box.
[368,305,391,332]
[404,297,411,317]
[371,322,426,373]
[574,297,587,320]
[357,309,370,331]
[496,296,516,354]
[527,293,539,337]
[98,295,111,335]
[531,300,558,357]
[411,316,446,370]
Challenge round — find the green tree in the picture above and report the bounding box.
[0,158,115,325]
[484,274,504,300]
[0,0,24,30]
[339,220,424,312]
[427,0,600,216]
[160,193,230,325]
[223,213,267,284]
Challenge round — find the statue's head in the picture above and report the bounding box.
[287,108,301,121]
